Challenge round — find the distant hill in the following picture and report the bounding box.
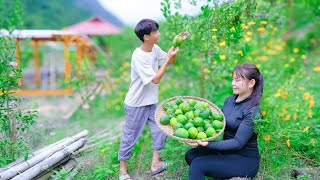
[21,0,124,29]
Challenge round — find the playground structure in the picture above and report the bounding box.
[1,30,97,96]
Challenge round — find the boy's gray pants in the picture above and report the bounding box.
[118,104,167,161]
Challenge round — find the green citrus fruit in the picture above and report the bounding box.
[160,115,170,125]
[185,111,195,120]
[212,112,223,121]
[179,102,191,113]
[170,117,178,126]
[187,99,197,107]
[196,132,207,140]
[174,109,183,116]
[173,36,184,47]
[188,127,198,139]
[212,120,224,130]
[184,122,194,130]
[175,97,184,105]
[173,122,183,130]
[193,117,205,127]
[197,126,205,133]
[206,127,216,138]
[174,128,189,138]
[176,115,188,125]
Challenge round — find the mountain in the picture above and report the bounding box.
[21,0,124,29]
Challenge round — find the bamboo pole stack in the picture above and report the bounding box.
[0,130,88,180]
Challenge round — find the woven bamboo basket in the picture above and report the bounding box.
[155,96,226,143]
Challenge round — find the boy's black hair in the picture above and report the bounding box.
[134,19,159,42]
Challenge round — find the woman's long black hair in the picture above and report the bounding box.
[233,63,264,108]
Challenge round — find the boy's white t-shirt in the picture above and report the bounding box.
[124,44,167,107]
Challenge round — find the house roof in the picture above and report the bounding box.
[64,16,121,35]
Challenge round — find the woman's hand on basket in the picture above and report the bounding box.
[186,142,198,146]
[185,141,208,147]
[196,140,208,147]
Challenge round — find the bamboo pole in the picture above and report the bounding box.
[0,130,88,180]
[0,137,69,173]
[11,138,87,180]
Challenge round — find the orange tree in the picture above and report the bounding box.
[158,0,319,177]
[0,0,37,166]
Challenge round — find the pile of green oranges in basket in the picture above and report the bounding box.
[160,97,224,140]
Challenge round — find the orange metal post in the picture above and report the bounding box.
[64,39,71,83]
[76,42,82,79]
[33,40,41,86]
[15,39,22,88]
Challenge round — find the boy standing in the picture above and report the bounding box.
[118,19,179,180]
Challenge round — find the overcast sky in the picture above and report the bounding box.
[98,0,205,26]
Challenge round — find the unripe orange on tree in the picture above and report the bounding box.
[173,36,184,47]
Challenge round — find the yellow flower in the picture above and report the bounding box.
[115,105,121,111]
[192,57,198,62]
[290,58,295,62]
[310,38,316,44]
[313,67,320,72]
[303,92,311,100]
[123,62,130,68]
[298,87,305,91]
[293,112,297,121]
[256,64,261,68]
[309,96,314,108]
[212,28,218,32]
[257,27,266,33]
[301,55,307,59]
[213,61,218,64]
[273,27,278,31]
[311,139,315,146]
[282,114,290,121]
[212,35,217,39]
[293,48,299,53]
[308,109,312,118]
[219,41,226,47]
[302,126,310,132]
[219,55,226,60]
[245,37,251,42]
[203,68,211,73]
[260,20,268,25]
[286,139,291,148]
[284,64,289,68]
[241,24,248,29]
[237,50,243,56]
[257,56,268,61]
[230,26,235,31]
[282,108,287,114]
[262,111,267,116]
[263,135,271,141]
[234,59,238,63]
[246,31,252,36]
[248,21,256,25]
[275,45,283,51]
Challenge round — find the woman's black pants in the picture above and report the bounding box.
[185,147,260,180]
